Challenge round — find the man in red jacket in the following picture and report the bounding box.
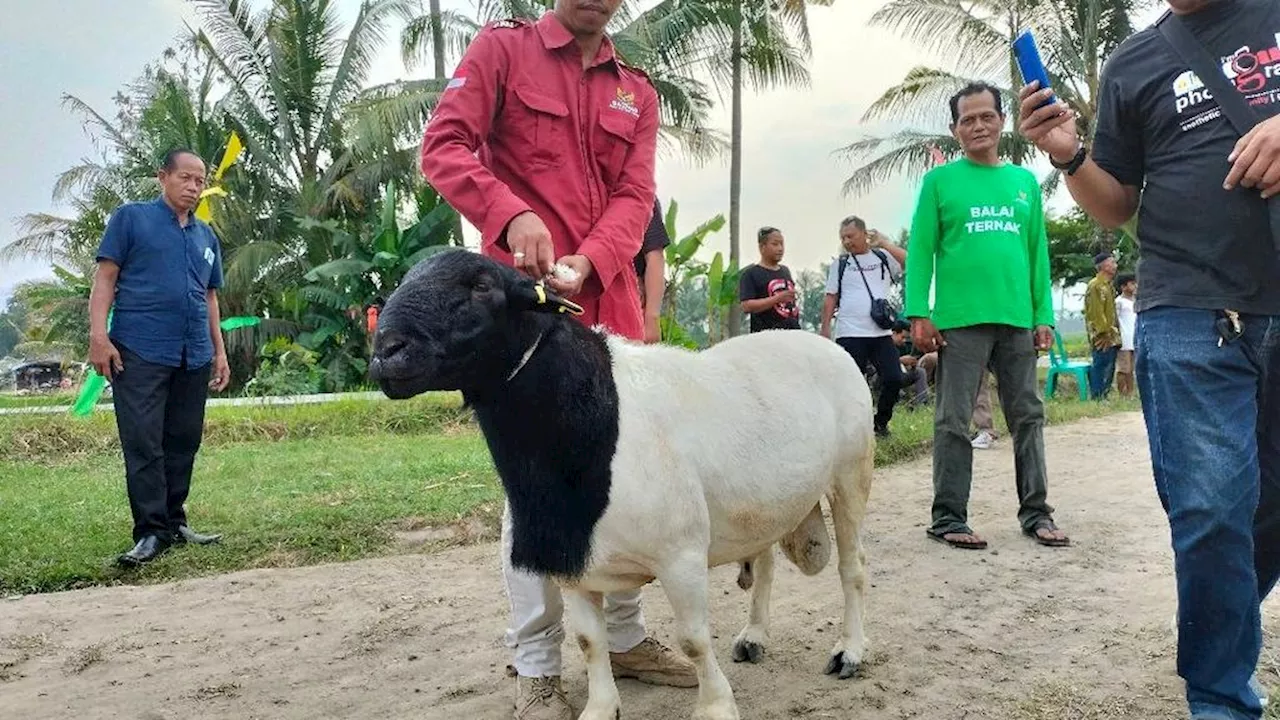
[419,2,694,718]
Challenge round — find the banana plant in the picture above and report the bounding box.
[297,180,461,389]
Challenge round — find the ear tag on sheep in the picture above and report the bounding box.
[533,281,584,316]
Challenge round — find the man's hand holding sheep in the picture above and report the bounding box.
[548,255,591,297]
[506,211,556,279]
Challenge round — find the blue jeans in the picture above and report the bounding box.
[1090,344,1118,399]
[1136,307,1280,720]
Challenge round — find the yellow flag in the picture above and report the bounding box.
[195,131,245,223]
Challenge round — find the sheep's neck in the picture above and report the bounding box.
[468,326,618,579]
[505,331,545,382]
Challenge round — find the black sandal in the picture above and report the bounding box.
[1023,518,1070,547]
[926,527,988,550]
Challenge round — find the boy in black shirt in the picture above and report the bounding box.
[738,226,801,333]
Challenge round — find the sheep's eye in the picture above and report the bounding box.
[471,276,493,293]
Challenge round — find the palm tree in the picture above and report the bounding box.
[2,38,230,270]
[836,0,1147,199]
[188,0,449,313]
[671,0,830,336]
[398,0,725,162]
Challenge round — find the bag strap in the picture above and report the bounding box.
[835,254,849,313]
[1157,9,1280,246]
[1156,11,1261,137]
[851,254,878,303]
[872,248,890,281]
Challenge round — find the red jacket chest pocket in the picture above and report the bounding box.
[595,109,637,187]
[503,85,571,167]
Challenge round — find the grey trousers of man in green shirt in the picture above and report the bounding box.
[929,324,1056,538]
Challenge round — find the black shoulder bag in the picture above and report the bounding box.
[851,251,898,330]
[1157,11,1280,248]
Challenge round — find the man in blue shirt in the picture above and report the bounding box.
[88,148,230,567]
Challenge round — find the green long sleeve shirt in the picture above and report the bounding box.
[904,158,1055,331]
[1084,273,1120,346]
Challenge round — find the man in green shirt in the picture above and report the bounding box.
[1082,251,1120,400]
[905,82,1069,551]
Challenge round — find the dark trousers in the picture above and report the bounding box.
[836,335,903,429]
[930,324,1053,536]
[1090,344,1118,400]
[110,344,211,543]
[1136,308,1280,719]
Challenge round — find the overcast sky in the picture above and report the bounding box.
[0,1,1165,312]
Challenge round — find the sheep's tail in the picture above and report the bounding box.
[779,501,832,576]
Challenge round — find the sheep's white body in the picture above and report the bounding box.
[559,327,876,720]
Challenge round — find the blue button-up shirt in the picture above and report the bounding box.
[95,197,224,369]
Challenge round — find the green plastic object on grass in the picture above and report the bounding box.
[69,315,261,416]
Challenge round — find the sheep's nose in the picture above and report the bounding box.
[375,330,407,359]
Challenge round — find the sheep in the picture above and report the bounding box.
[368,249,875,720]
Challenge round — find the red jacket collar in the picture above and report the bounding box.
[535,11,618,69]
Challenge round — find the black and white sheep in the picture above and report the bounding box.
[368,249,876,720]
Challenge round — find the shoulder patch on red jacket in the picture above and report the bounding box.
[491,17,530,29]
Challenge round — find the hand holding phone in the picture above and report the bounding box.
[1013,30,1056,109]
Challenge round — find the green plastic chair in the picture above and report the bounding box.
[1045,329,1091,401]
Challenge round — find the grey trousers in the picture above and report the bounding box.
[930,324,1055,536]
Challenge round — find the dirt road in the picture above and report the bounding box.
[3,412,1276,719]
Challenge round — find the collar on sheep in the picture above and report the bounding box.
[507,330,546,382]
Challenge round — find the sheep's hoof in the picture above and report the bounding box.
[731,638,764,664]
[823,651,860,680]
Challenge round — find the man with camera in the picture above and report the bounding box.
[819,216,907,438]
[1018,1,1280,715]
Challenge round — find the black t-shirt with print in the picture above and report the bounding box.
[1092,0,1280,315]
[739,264,801,332]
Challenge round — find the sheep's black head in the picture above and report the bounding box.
[368,249,583,399]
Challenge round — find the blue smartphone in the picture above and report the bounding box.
[1013,29,1056,109]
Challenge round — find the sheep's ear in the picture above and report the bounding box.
[509,280,585,316]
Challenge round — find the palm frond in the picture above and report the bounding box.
[1,214,78,264]
[316,0,417,160]
[399,8,480,71]
[869,0,1011,74]
[861,66,984,125]
[59,94,153,169]
[835,130,961,198]
[657,123,728,166]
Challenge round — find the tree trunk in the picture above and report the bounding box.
[428,0,467,246]
[727,4,744,337]
[429,0,446,79]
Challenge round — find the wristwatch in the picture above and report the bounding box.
[1050,143,1087,176]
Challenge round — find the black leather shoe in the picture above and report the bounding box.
[118,535,170,567]
[174,525,222,545]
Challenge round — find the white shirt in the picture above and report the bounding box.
[1116,295,1136,351]
[824,250,903,339]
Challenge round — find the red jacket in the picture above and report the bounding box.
[420,12,660,341]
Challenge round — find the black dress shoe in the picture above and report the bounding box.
[118,535,170,567]
[174,525,222,545]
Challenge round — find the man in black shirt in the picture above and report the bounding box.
[738,226,801,333]
[1019,1,1280,717]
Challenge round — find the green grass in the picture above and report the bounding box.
[0,432,501,595]
[0,391,1139,595]
[0,392,85,409]
[0,392,469,464]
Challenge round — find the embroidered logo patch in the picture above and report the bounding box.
[609,87,639,117]
[204,247,215,266]
[446,76,466,90]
